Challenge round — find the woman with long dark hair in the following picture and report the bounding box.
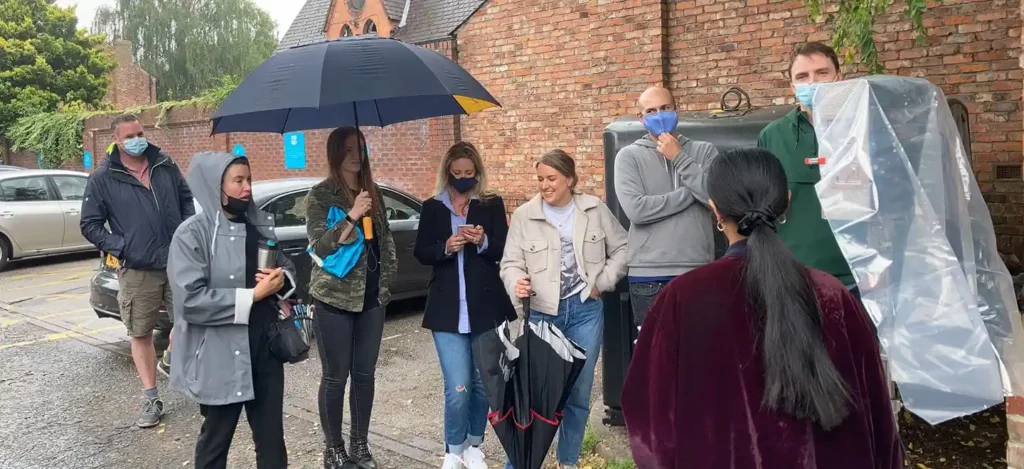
[621,148,902,469]
[304,127,397,469]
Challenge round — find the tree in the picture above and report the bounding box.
[804,0,928,74]
[0,0,114,137]
[91,0,278,101]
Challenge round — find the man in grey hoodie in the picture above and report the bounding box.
[614,86,719,327]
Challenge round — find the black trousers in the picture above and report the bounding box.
[195,305,286,469]
[313,299,386,448]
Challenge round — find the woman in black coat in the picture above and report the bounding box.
[414,141,515,469]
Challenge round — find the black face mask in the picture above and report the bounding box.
[450,177,478,194]
[223,194,251,217]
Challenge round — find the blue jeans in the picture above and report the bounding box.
[433,331,489,455]
[505,295,604,467]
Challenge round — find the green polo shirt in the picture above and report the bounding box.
[756,108,854,286]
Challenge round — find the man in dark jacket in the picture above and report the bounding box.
[81,114,194,428]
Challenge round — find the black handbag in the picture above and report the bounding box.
[267,315,310,364]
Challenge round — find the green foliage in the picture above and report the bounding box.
[804,0,929,74]
[8,78,238,167]
[0,0,115,136]
[91,0,277,101]
[582,426,601,456]
[606,459,638,469]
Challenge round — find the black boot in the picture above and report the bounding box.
[323,445,350,469]
[349,436,378,469]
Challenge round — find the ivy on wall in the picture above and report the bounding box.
[804,0,929,74]
[9,76,238,168]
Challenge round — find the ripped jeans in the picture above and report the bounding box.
[432,331,488,455]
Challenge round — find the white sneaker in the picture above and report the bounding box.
[442,453,464,469]
[460,447,487,469]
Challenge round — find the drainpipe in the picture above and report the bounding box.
[451,37,462,143]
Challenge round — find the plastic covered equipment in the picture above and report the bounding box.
[812,75,1024,424]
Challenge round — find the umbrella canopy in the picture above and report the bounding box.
[211,36,500,134]
[473,297,587,469]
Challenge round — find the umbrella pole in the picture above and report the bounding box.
[522,295,531,469]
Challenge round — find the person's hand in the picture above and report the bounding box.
[461,225,485,246]
[515,277,532,299]
[590,287,601,299]
[255,268,277,283]
[348,190,372,220]
[657,133,681,160]
[254,268,284,301]
[446,234,467,254]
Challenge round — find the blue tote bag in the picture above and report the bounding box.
[307,206,364,278]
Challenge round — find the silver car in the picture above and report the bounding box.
[0,170,96,270]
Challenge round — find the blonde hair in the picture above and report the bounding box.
[434,141,494,199]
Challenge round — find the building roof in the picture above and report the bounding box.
[277,0,484,51]
[276,0,332,52]
[392,0,485,44]
[381,0,406,20]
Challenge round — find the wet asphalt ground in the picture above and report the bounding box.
[0,253,616,469]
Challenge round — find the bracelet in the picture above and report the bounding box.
[345,214,357,225]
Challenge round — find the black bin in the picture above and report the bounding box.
[599,104,794,426]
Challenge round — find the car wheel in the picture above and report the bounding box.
[0,235,11,272]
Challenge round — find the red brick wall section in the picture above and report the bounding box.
[456,0,667,210]
[667,0,1023,256]
[456,0,1023,255]
[106,40,158,109]
[79,107,453,201]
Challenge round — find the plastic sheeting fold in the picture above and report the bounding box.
[812,76,1024,424]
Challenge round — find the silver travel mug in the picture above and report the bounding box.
[257,238,278,270]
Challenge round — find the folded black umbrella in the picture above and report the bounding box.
[473,296,587,469]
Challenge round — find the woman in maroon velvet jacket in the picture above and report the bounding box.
[621,148,903,469]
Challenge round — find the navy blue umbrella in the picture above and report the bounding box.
[211,36,500,134]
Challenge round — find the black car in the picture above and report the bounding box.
[89,178,431,333]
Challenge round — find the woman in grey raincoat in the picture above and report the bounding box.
[168,152,297,469]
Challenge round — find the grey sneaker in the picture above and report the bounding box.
[157,353,171,378]
[137,398,164,428]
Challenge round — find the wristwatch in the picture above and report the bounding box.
[345,214,357,225]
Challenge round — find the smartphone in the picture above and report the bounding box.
[457,224,474,235]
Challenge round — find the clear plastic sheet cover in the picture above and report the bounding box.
[812,75,1024,424]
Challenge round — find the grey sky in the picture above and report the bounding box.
[54,0,303,38]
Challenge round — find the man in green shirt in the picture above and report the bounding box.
[757,42,856,288]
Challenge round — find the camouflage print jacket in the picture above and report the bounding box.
[304,179,398,312]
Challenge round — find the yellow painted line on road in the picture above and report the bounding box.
[6,275,91,292]
[36,308,94,320]
[0,325,123,351]
[5,266,95,281]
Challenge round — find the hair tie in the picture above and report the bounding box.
[737,207,778,236]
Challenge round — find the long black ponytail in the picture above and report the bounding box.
[707,148,850,430]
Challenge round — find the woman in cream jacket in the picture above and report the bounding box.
[499,149,628,469]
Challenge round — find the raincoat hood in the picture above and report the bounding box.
[186,151,258,221]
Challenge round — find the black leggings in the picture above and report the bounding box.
[313,299,386,448]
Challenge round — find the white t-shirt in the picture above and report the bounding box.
[541,200,587,299]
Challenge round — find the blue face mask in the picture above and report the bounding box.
[123,137,149,157]
[450,176,478,194]
[795,83,820,110]
[642,110,679,137]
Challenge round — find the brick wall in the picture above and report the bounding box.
[80,104,452,200]
[106,40,157,109]
[456,0,1024,255]
[457,1,666,210]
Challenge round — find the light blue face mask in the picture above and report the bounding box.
[123,137,149,156]
[794,83,820,110]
